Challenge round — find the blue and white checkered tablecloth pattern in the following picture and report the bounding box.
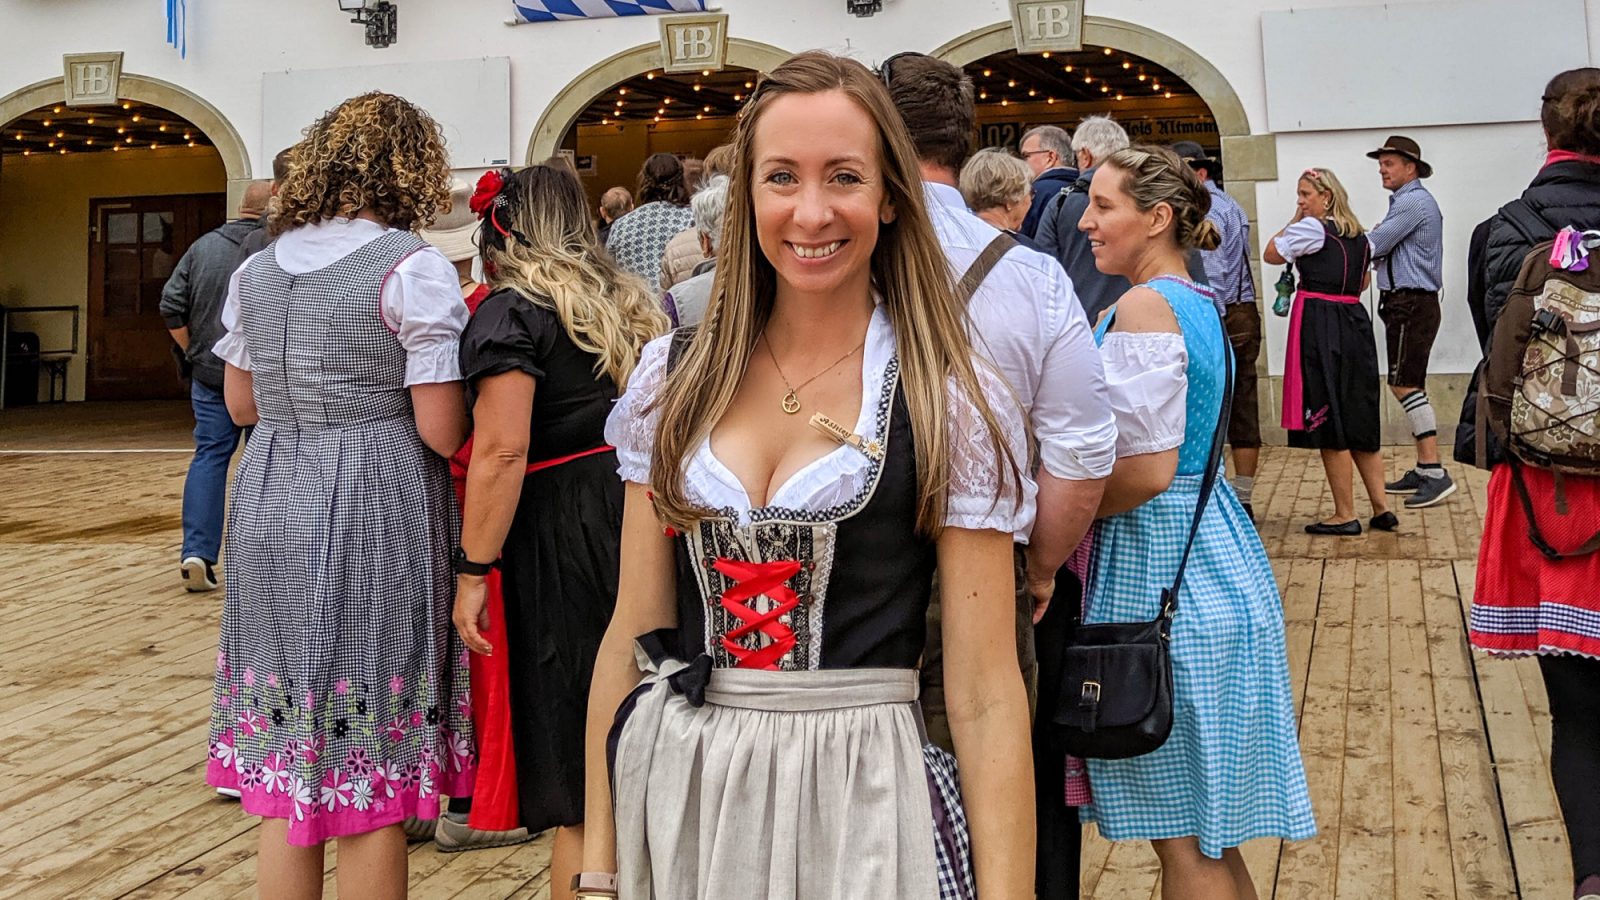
[512,0,706,23]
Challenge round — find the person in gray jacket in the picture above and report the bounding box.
[661,173,729,328]
[1036,115,1132,321]
[159,180,270,592]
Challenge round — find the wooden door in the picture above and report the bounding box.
[87,193,226,400]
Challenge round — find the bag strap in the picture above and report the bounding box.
[1162,321,1235,618]
[956,233,1016,304]
[1509,457,1600,560]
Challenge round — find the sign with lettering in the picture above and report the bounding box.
[62,52,123,108]
[659,12,728,74]
[981,116,1218,150]
[1010,0,1084,54]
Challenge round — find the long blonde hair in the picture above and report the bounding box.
[1300,167,1364,238]
[480,164,666,388]
[648,50,1021,537]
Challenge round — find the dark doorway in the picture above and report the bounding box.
[86,193,225,400]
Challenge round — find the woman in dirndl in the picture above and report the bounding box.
[577,51,1037,900]
[450,162,667,893]
[1075,145,1316,898]
[1264,167,1395,536]
[1470,67,1600,900]
[206,92,475,898]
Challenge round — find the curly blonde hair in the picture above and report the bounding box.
[273,92,452,235]
[482,164,667,388]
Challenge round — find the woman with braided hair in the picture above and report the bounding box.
[452,161,667,897]
[1073,145,1314,899]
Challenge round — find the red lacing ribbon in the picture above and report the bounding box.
[712,558,801,670]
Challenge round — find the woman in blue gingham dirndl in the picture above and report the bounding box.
[1081,276,1316,859]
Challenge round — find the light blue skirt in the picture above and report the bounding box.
[1079,471,1316,858]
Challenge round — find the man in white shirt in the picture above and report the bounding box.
[884,51,1117,900]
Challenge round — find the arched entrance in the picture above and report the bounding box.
[0,74,248,403]
[525,38,791,173]
[931,17,1271,218]
[0,73,251,205]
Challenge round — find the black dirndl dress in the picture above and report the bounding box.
[1281,220,1381,452]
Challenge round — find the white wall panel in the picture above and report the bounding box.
[261,57,511,168]
[1263,0,1589,133]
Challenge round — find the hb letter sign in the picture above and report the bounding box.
[659,13,728,74]
[63,52,124,107]
[1010,0,1084,54]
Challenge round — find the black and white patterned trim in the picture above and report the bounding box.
[748,356,900,526]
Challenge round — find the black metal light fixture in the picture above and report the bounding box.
[337,0,398,48]
[846,0,883,16]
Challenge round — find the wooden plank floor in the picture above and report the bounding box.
[0,402,1570,899]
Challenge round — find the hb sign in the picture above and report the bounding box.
[659,13,728,74]
[1010,0,1084,55]
[63,51,124,107]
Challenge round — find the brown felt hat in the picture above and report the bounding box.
[1366,135,1433,178]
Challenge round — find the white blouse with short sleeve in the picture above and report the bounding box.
[605,302,1037,536]
[1098,331,1188,457]
[212,217,468,386]
[1272,217,1328,264]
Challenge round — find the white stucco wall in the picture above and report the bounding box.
[4,0,1597,379]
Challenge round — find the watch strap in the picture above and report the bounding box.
[571,872,618,893]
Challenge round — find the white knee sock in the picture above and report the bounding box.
[1400,390,1437,440]
[1233,475,1255,505]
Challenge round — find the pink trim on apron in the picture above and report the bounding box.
[1281,289,1361,431]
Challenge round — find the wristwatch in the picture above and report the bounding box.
[451,546,495,577]
[572,872,618,897]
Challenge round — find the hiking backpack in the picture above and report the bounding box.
[1484,229,1600,556]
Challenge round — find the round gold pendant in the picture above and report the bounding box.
[781,390,801,414]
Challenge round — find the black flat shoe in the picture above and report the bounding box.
[1370,511,1399,532]
[1305,519,1361,536]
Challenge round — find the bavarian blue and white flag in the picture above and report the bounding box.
[511,0,707,24]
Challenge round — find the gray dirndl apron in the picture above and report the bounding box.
[609,632,976,899]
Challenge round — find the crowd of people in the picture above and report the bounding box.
[151,42,1600,900]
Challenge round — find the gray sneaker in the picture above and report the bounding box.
[434,811,533,853]
[1384,468,1426,494]
[1404,471,1457,508]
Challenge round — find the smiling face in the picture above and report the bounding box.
[1078,163,1165,279]
[1297,177,1330,219]
[749,90,896,302]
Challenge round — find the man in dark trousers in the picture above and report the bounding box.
[160,180,270,592]
[1365,136,1452,508]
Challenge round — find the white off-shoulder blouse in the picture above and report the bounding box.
[605,303,1038,537]
[1098,330,1189,457]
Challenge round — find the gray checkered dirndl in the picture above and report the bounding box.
[206,230,475,845]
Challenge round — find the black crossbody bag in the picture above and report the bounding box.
[1053,333,1234,760]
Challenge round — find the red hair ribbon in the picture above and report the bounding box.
[713,558,802,670]
[469,170,505,218]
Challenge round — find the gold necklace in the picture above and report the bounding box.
[761,334,864,415]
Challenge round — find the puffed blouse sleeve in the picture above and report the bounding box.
[211,264,252,370]
[1099,331,1188,456]
[383,246,470,386]
[1272,217,1327,264]
[604,333,673,485]
[944,362,1039,535]
[458,289,557,385]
